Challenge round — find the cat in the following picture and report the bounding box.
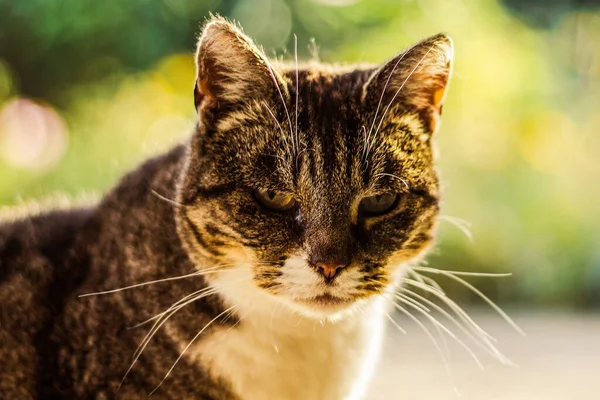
[0,16,453,399]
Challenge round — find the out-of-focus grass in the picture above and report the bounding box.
[0,0,598,307]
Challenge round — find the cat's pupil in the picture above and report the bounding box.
[267,190,276,200]
[375,194,383,203]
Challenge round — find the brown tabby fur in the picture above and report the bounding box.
[0,16,452,399]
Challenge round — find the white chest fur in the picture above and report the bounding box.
[188,270,388,400]
[197,302,385,400]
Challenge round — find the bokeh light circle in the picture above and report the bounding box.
[0,98,68,171]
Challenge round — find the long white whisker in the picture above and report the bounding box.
[120,272,252,387]
[149,305,237,395]
[407,267,446,295]
[419,274,444,293]
[369,46,434,156]
[411,266,525,336]
[82,260,280,298]
[363,49,411,162]
[400,277,496,342]
[396,292,430,313]
[438,215,473,242]
[385,296,451,375]
[412,266,512,278]
[384,311,407,334]
[262,102,292,159]
[79,267,222,298]
[294,33,300,168]
[129,286,219,330]
[265,63,294,155]
[151,190,185,208]
[373,173,410,190]
[394,294,484,369]
[402,287,513,364]
[131,288,221,367]
[119,286,221,389]
[401,277,444,294]
[395,291,450,359]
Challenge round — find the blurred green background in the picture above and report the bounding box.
[1,0,599,309]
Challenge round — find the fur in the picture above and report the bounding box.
[0,16,452,399]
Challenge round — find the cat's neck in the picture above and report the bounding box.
[195,267,388,400]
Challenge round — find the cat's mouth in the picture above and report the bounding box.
[296,293,353,310]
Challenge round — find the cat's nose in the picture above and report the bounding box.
[314,263,347,282]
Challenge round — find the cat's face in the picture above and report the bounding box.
[177,18,452,319]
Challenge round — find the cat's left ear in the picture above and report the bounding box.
[363,34,453,133]
[194,17,286,127]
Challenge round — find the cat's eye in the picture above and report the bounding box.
[358,193,400,217]
[254,189,296,211]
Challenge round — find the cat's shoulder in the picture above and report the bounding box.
[0,197,95,283]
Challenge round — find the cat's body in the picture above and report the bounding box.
[0,17,454,399]
[0,146,383,399]
[1,147,237,398]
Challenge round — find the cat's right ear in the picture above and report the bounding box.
[363,34,453,135]
[194,17,286,126]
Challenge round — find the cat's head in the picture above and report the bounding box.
[176,17,452,319]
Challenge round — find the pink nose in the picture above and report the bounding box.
[315,263,347,281]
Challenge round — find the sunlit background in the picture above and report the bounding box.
[1,0,599,397]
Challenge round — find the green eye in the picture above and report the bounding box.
[254,189,296,211]
[358,193,399,217]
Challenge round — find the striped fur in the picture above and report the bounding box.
[0,17,452,399]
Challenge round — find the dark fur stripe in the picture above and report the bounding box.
[203,223,235,239]
[184,183,237,205]
[182,213,223,256]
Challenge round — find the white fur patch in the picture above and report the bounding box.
[183,265,388,400]
[275,255,368,319]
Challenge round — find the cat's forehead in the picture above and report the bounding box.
[282,67,371,112]
[202,67,437,196]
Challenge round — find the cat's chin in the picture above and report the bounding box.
[285,294,367,320]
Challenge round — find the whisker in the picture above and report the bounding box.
[419,274,444,293]
[404,272,444,294]
[264,62,295,155]
[393,294,484,369]
[373,173,410,190]
[262,102,293,159]
[413,267,512,278]
[400,280,496,342]
[411,266,525,336]
[81,260,280,298]
[120,286,225,388]
[362,48,410,162]
[400,277,496,342]
[294,33,300,169]
[128,286,219,330]
[384,311,407,334]
[369,45,435,156]
[401,277,441,293]
[132,274,250,346]
[396,292,430,313]
[395,291,450,357]
[120,273,251,388]
[438,215,473,242]
[401,287,512,364]
[149,305,237,395]
[361,125,369,169]
[79,266,224,297]
[151,190,185,209]
[385,296,451,375]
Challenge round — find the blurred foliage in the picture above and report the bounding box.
[0,0,599,308]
